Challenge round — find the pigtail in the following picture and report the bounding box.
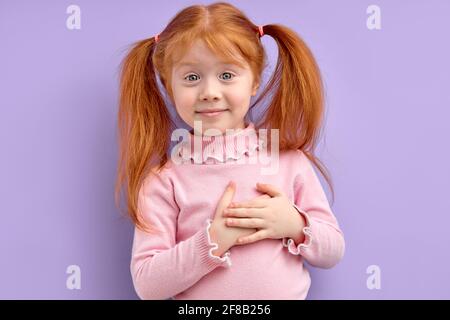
[115,37,173,232]
[255,24,334,204]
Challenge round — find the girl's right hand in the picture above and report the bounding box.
[209,181,256,257]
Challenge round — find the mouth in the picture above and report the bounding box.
[195,109,229,117]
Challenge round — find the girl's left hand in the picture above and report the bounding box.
[223,182,306,245]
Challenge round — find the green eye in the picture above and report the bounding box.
[184,72,235,82]
[220,72,235,80]
[185,74,199,81]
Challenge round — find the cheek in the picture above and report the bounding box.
[173,88,197,117]
[228,88,252,111]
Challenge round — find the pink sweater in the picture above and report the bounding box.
[130,122,345,300]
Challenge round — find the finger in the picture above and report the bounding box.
[236,230,268,245]
[229,194,270,208]
[226,217,265,229]
[217,181,236,213]
[255,182,283,197]
[223,207,265,218]
[229,200,266,208]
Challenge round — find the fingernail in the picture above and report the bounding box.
[229,202,235,208]
[228,181,235,188]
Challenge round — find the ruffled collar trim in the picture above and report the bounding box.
[175,122,264,164]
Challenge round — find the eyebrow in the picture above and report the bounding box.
[177,61,200,66]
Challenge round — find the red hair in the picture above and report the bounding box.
[115,2,334,232]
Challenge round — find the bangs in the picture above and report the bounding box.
[167,29,248,70]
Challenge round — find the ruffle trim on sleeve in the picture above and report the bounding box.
[282,204,313,255]
[205,219,232,267]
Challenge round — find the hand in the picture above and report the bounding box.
[223,182,306,245]
[209,181,257,256]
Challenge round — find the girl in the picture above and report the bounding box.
[115,2,345,300]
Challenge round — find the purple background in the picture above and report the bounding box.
[1,0,449,299]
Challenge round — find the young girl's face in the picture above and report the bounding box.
[171,39,259,135]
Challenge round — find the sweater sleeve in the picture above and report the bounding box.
[281,151,345,269]
[130,170,232,300]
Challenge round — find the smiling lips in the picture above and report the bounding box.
[196,109,228,117]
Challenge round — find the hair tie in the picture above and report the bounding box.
[154,34,160,43]
[258,25,264,37]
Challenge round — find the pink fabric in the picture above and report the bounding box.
[130,122,345,300]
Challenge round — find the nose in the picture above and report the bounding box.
[199,77,222,102]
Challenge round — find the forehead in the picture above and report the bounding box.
[173,39,247,70]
